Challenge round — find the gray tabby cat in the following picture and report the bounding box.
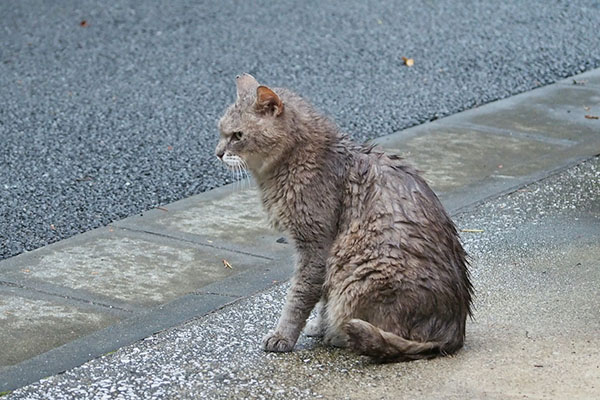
[216,74,473,361]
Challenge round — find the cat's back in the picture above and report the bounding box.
[344,147,449,224]
[332,146,471,310]
[338,147,465,271]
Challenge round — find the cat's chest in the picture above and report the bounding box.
[260,185,295,233]
[257,163,342,242]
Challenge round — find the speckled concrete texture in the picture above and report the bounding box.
[7,158,598,399]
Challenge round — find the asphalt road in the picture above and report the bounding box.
[2,0,600,260]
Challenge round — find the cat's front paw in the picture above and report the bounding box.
[262,331,295,352]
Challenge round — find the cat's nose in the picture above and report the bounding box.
[216,149,225,160]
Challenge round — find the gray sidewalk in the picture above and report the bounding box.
[8,155,598,400]
[1,69,600,395]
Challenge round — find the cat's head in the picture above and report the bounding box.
[216,74,291,177]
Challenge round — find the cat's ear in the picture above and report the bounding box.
[236,73,259,99]
[255,86,284,117]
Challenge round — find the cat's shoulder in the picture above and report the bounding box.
[357,144,417,175]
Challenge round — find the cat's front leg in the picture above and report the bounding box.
[263,251,324,352]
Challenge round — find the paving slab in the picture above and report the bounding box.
[457,84,600,141]
[0,286,121,368]
[376,124,563,194]
[115,184,292,259]
[0,227,268,308]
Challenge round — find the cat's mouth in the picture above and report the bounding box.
[221,153,248,171]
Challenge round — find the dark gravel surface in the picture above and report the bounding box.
[2,0,600,260]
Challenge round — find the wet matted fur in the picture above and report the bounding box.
[215,74,473,361]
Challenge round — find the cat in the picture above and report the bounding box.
[215,74,473,361]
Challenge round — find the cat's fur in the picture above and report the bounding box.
[216,74,473,361]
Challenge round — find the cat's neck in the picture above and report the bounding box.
[253,108,343,184]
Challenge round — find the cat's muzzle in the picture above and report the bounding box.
[221,153,246,170]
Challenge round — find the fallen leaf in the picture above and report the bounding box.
[584,114,599,120]
[80,20,88,27]
[584,106,591,111]
[498,164,503,169]
[460,229,484,233]
[50,224,56,230]
[223,259,233,269]
[156,206,168,212]
[402,56,414,67]
[167,145,173,151]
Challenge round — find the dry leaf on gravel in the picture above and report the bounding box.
[584,114,599,120]
[223,259,233,269]
[402,56,414,67]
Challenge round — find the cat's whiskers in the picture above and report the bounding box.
[239,158,251,189]
[233,162,241,190]
[236,162,244,190]
[224,155,251,191]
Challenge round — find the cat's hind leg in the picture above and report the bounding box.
[304,299,326,337]
[321,292,354,348]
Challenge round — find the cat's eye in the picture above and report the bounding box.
[232,131,243,141]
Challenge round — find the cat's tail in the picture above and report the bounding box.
[343,319,442,361]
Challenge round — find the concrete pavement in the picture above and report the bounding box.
[5,133,599,400]
[1,69,599,396]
